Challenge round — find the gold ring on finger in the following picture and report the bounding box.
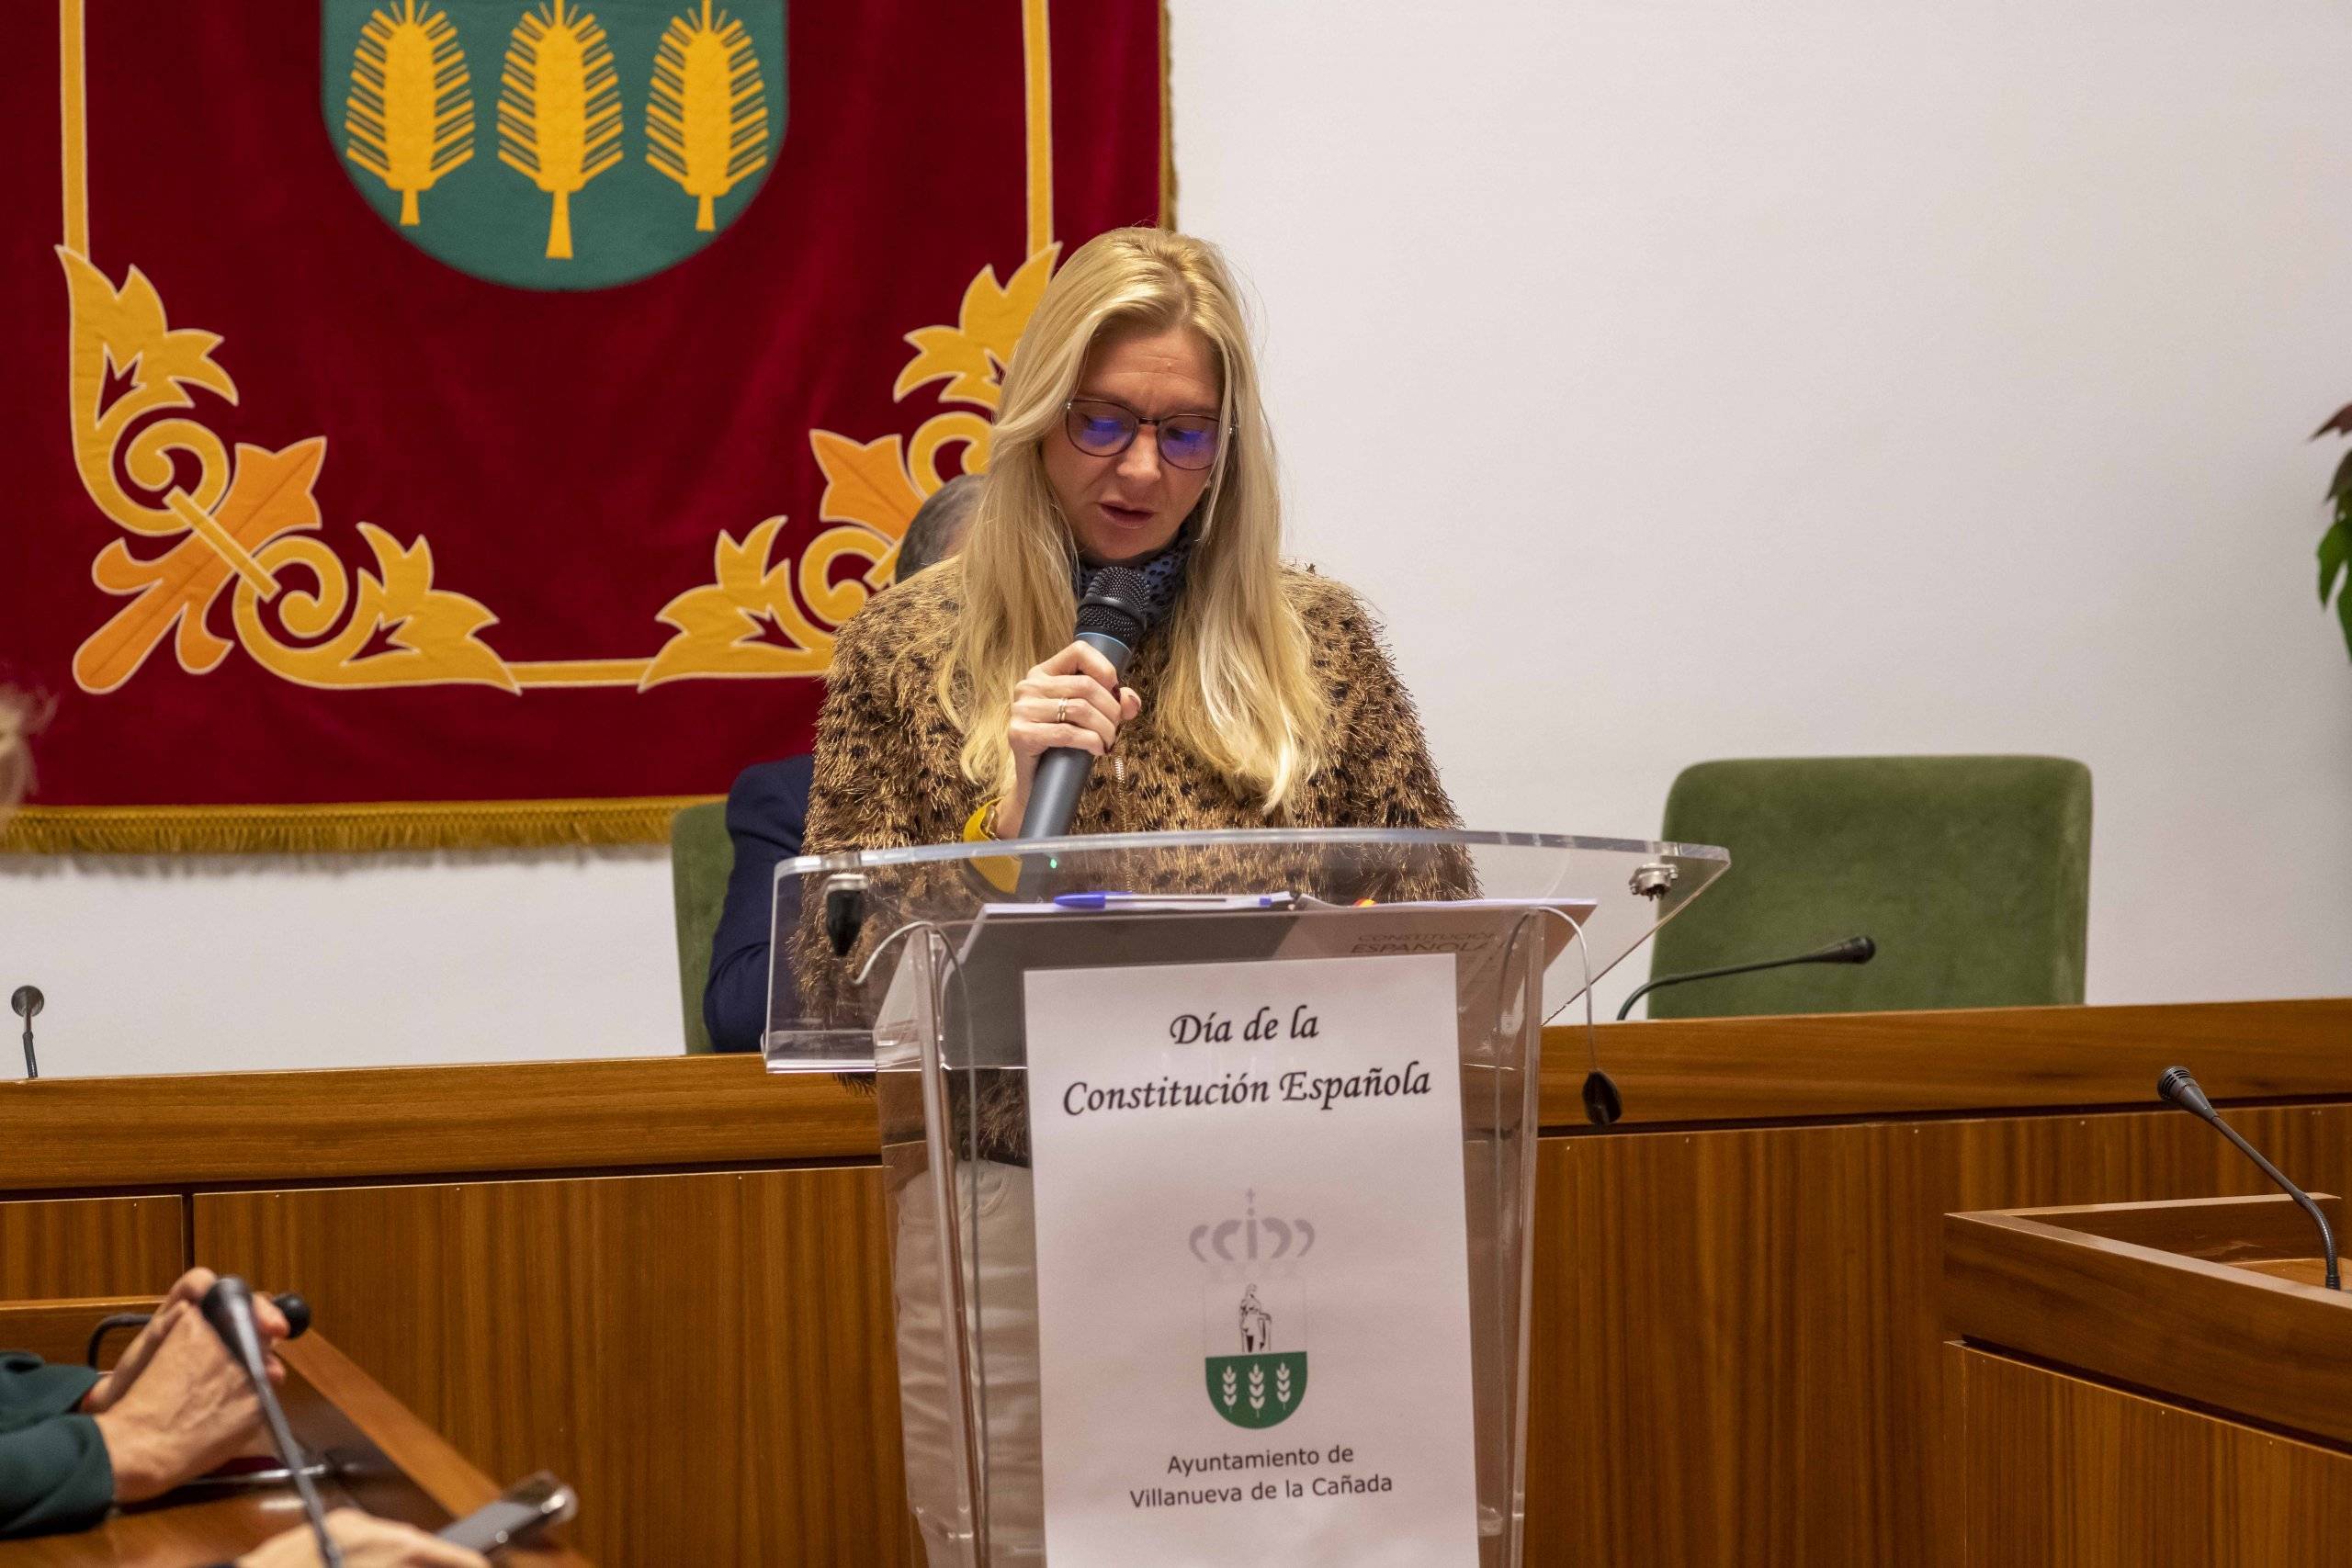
[1056,699,1069,726]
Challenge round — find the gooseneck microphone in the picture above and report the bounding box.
[200,1277,344,1567]
[2157,1066,2339,1291]
[9,986,40,1079]
[1617,936,1875,1021]
[1016,566,1152,843]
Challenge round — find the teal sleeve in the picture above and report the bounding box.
[0,1354,115,1538]
[0,1412,114,1538]
[0,1353,103,1431]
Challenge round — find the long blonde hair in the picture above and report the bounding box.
[940,228,1328,813]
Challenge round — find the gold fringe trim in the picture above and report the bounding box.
[1159,0,1178,226]
[0,797,719,855]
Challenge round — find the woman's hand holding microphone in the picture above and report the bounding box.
[993,641,1140,838]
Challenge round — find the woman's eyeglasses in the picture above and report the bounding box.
[1062,397,1227,471]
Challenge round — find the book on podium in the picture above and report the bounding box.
[761,828,1727,1566]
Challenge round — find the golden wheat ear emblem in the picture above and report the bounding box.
[345,0,476,227]
[646,1,771,232]
[498,0,624,259]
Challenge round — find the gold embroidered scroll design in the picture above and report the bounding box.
[641,245,1055,685]
[62,251,513,694]
[61,0,1066,697]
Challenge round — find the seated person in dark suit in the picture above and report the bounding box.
[702,475,983,1052]
[701,751,814,1055]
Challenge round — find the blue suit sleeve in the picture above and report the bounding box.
[704,755,813,1054]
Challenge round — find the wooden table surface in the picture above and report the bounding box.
[2238,1255,2339,1290]
[0,1481,351,1567]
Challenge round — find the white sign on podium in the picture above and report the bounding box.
[1024,952,1482,1566]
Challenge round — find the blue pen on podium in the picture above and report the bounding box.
[1051,891,1296,911]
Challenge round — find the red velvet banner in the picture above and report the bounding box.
[0,0,1165,851]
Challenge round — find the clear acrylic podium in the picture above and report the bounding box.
[763,829,1726,1566]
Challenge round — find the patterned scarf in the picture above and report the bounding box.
[1074,518,1197,630]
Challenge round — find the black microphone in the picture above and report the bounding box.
[1016,566,1151,843]
[9,986,39,1079]
[1617,936,1875,1021]
[200,1277,343,1567]
[2157,1066,2340,1291]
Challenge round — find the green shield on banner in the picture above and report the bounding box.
[322,0,786,289]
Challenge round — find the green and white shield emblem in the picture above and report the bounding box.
[323,0,787,289]
[1206,1350,1307,1429]
[1195,1206,1314,1430]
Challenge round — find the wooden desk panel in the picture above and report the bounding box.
[1950,1342,2352,1567]
[0,1295,151,1367]
[0,1000,2336,1567]
[1555,997,2352,1126]
[1524,1103,2352,1565]
[0,1197,183,1299]
[0,1062,873,1190]
[194,1168,908,1568]
[1945,1195,2352,1451]
[175,1102,2352,1568]
[0,999,2339,1191]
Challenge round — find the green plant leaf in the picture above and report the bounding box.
[2332,447,2352,502]
[2339,567,2352,660]
[2317,402,2352,441]
[2324,519,2351,606]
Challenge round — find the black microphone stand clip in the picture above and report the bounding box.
[8,985,40,1079]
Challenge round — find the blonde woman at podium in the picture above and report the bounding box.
[798,229,1456,1563]
[799,224,1455,870]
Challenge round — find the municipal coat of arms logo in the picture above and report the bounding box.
[1193,1190,1312,1430]
[322,0,787,289]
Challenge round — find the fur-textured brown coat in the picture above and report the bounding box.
[792,557,1462,1156]
[800,556,1456,857]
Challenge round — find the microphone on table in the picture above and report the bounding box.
[1616,936,1876,1021]
[9,985,40,1079]
[200,1277,344,1568]
[2157,1066,2340,1291]
[1015,567,1152,893]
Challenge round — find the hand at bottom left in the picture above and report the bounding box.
[235,1509,490,1568]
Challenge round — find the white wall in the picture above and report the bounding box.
[1173,0,2352,1005]
[0,849,678,1077]
[5,0,2347,1076]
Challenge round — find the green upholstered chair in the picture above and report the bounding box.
[670,801,732,1054]
[1645,755,2092,1019]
